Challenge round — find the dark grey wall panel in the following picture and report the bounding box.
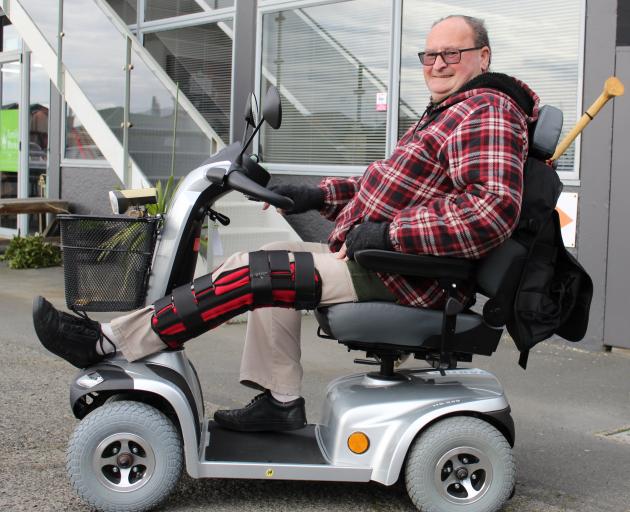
[604,47,630,348]
[61,167,122,215]
[618,0,630,45]
[577,0,618,346]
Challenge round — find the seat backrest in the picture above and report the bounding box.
[474,105,563,322]
[476,238,527,298]
[529,105,564,160]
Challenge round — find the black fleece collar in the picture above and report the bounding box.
[442,72,535,116]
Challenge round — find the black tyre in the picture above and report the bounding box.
[67,400,183,512]
[405,416,515,512]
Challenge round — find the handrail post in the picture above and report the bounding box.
[56,0,63,93]
[123,36,132,187]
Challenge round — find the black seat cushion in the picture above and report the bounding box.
[315,302,482,348]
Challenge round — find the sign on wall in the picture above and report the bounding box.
[376,92,387,112]
[0,109,19,173]
[556,192,578,248]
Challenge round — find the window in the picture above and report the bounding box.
[62,0,127,153]
[144,20,233,143]
[19,0,59,48]
[105,0,137,25]
[1,16,19,51]
[65,106,105,160]
[260,0,391,167]
[399,1,583,177]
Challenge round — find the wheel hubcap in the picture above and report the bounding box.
[117,452,133,468]
[92,433,156,492]
[434,446,493,505]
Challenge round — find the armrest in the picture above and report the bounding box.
[353,249,475,281]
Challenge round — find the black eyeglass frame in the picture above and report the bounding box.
[417,46,484,66]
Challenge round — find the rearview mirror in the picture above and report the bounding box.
[262,86,282,130]
[233,87,281,168]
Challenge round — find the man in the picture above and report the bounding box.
[34,15,539,432]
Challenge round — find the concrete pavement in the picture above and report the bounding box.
[0,262,629,511]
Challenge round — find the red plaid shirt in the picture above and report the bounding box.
[319,81,539,308]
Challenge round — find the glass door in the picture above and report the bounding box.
[0,15,20,236]
[0,59,20,235]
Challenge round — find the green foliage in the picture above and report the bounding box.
[0,234,61,269]
[145,175,180,216]
[96,222,150,262]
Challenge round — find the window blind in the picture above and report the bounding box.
[260,0,391,166]
[145,0,203,21]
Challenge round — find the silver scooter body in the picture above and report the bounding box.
[70,350,510,485]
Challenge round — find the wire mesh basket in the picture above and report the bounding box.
[59,214,160,312]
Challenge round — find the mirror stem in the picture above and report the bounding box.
[235,117,265,167]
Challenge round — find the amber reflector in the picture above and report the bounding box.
[347,432,370,454]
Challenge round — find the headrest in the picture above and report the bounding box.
[530,105,563,160]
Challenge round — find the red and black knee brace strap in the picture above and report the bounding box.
[151,250,321,348]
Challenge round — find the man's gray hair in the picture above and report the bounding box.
[431,14,490,48]
[433,15,491,67]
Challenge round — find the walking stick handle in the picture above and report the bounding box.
[551,77,624,162]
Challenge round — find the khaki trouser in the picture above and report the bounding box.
[111,241,358,395]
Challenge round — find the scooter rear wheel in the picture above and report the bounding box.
[67,400,183,512]
[405,416,515,512]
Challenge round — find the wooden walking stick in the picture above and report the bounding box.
[550,76,625,161]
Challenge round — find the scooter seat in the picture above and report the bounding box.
[315,301,482,348]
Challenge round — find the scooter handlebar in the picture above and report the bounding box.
[225,169,295,211]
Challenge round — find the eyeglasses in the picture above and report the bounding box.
[417,47,483,66]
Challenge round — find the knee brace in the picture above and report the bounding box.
[152,251,321,348]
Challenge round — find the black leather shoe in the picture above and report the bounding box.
[32,296,106,368]
[214,391,307,432]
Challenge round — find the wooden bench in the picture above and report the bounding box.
[0,198,70,236]
[0,198,70,215]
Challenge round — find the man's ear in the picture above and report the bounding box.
[480,46,491,73]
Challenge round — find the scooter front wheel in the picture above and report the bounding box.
[67,400,183,512]
[405,416,515,512]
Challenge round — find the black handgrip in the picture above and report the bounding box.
[226,170,295,210]
[206,166,226,184]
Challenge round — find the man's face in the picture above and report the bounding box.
[423,17,490,103]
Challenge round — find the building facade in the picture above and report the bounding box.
[1,0,628,349]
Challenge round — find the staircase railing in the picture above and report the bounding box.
[3,0,225,187]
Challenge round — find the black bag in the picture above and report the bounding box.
[505,158,593,367]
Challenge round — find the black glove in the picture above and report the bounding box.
[269,184,325,214]
[345,222,393,260]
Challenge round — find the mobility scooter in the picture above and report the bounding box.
[55,86,566,512]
